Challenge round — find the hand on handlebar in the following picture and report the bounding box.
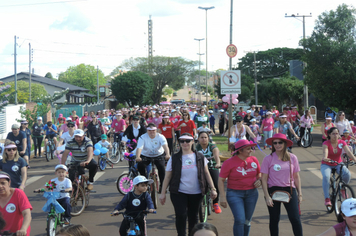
[136,157,142,162]
[80,161,89,167]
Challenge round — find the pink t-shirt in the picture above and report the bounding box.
[322,140,347,166]
[260,152,300,188]
[171,116,181,130]
[249,124,259,135]
[146,117,154,124]
[220,156,260,190]
[352,126,356,135]
[152,117,162,127]
[111,119,126,133]
[272,110,279,118]
[0,189,32,235]
[166,153,208,194]
[238,111,247,118]
[300,115,313,128]
[262,118,274,131]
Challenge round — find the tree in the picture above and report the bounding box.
[110,71,153,106]
[303,4,356,112]
[7,81,48,104]
[45,72,54,79]
[0,84,14,108]
[58,64,106,97]
[187,69,206,86]
[18,103,50,128]
[120,56,197,103]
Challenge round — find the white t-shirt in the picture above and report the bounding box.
[51,177,72,199]
[60,131,74,144]
[100,140,110,148]
[137,133,167,157]
[166,153,208,194]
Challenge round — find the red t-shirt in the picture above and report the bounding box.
[112,119,126,133]
[219,156,260,190]
[322,140,347,166]
[238,111,247,118]
[178,120,196,136]
[342,136,352,145]
[171,116,181,130]
[289,111,299,122]
[158,123,174,139]
[0,188,32,235]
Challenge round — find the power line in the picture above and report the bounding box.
[34,48,142,57]
[0,0,87,8]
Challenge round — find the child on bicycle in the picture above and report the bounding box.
[112,176,155,236]
[35,164,72,225]
[98,134,111,163]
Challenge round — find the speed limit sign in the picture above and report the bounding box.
[226,44,237,58]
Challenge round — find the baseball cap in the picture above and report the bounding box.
[250,118,256,122]
[208,110,213,114]
[66,117,72,121]
[344,129,350,134]
[55,164,68,172]
[133,175,153,186]
[219,109,225,112]
[37,117,42,120]
[74,129,85,136]
[11,124,20,129]
[101,134,107,139]
[21,120,28,124]
[132,116,139,120]
[341,198,356,217]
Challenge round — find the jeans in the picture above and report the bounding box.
[321,163,351,198]
[263,130,273,148]
[57,197,71,220]
[69,159,98,183]
[267,186,303,236]
[170,192,203,236]
[138,154,166,190]
[33,136,43,156]
[226,188,259,236]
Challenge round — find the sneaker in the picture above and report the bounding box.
[325,198,332,206]
[64,218,70,225]
[213,203,222,214]
[87,182,94,190]
[341,189,348,199]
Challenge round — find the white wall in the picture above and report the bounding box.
[0,104,25,140]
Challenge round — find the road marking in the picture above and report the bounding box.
[94,172,105,182]
[26,175,45,187]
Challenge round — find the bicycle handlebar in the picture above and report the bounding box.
[328,160,356,166]
[34,189,72,193]
[111,210,157,216]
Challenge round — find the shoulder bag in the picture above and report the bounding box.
[270,158,293,203]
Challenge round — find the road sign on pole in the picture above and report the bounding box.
[220,70,241,94]
[226,44,237,58]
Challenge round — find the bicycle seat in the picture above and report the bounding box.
[331,168,337,174]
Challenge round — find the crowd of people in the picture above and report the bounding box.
[1,103,356,236]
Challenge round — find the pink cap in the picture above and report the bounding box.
[5,144,17,149]
[147,127,157,130]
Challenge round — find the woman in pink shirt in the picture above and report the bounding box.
[259,112,275,149]
[299,110,314,146]
[261,133,302,236]
[321,116,335,143]
[219,139,261,236]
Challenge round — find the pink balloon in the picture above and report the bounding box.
[231,94,239,99]
[222,96,229,103]
[232,99,239,104]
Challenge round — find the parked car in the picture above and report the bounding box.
[173,92,177,96]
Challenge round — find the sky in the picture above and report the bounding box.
[0,0,354,79]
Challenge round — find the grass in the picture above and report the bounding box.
[212,135,231,158]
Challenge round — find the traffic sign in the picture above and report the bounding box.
[220,70,241,94]
[226,44,237,58]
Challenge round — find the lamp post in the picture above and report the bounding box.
[285,13,312,109]
[194,38,204,104]
[199,6,214,105]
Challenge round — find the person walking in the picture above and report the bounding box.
[32,117,44,158]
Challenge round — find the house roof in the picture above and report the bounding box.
[0,72,89,92]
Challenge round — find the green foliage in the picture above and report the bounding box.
[58,64,106,96]
[45,72,54,79]
[303,4,356,112]
[18,103,50,128]
[163,87,174,96]
[187,69,207,86]
[111,71,153,107]
[0,84,14,108]
[7,81,48,104]
[120,56,197,103]
[160,97,167,102]
[116,103,126,110]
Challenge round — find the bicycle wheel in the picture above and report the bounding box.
[151,176,158,209]
[326,178,335,213]
[207,195,212,216]
[117,173,134,194]
[46,144,51,162]
[301,132,313,148]
[109,143,120,164]
[334,183,355,219]
[98,157,106,171]
[46,216,56,236]
[199,195,208,222]
[70,183,86,216]
[51,143,55,159]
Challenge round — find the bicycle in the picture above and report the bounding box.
[0,231,16,236]
[34,188,72,236]
[96,147,114,171]
[116,153,139,194]
[67,162,96,216]
[45,137,56,162]
[141,155,162,209]
[290,120,300,144]
[300,125,313,148]
[111,210,156,236]
[110,133,126,164]
[325,159,355,220]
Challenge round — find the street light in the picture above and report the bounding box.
[199,6,214,105]
[194,38,204,104]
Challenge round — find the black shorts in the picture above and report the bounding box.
[45,134,57,139]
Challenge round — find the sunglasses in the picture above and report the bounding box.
[273,141,284,145]
[183,114,188,116]
[67,125,74,128]
[339,114,345,116]
[236,121,242,123]
[6,148,17,151]
[179,139,191,143]
[92,116,96,118]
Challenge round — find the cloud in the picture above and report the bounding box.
[50,8,91,32]
[137,0,182,17]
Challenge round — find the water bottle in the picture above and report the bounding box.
[135,225,140,235]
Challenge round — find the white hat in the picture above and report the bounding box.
[37,117,42,120]
[266,111,273,115]
[280,114,288,118]
[208,110,213,114]
[74,129,85,136]
[171,109,176,112]
[341,198,356,217]
[220,109,225,112]
[66,117,72,121]
[134,105,139,108]
[350,121,354,124]
[133,175,153,186]
[55,164,68,172]
[250,118,256,122]
[247,110,251,113]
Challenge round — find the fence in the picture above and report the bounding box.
[55,102,105,119]
[0,104,26,140]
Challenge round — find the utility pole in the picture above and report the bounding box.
[14,35,17,105]
[97,66,99,102]
[194,38,205,104]
[227,0,233,146]
[29,43,33,102]
[285,13,312,109]
[254,52,257,105]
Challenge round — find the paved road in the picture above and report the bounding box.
[23,133,353,236]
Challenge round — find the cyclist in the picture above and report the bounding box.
[5,124,28,165]
[59,118,77,136]
[112,176,155,236]
[298,110,314,146]
[273,114,299,152]
[109,112,126,145]
[122,116,147,152]
[43,121,58,158]
[289,106,300,128]
[324,107,337,122]
[196,131,222,214]
[321,116,335,143]
[61,129,97,190]
[321,127,356,206]
[135,123,170,193]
